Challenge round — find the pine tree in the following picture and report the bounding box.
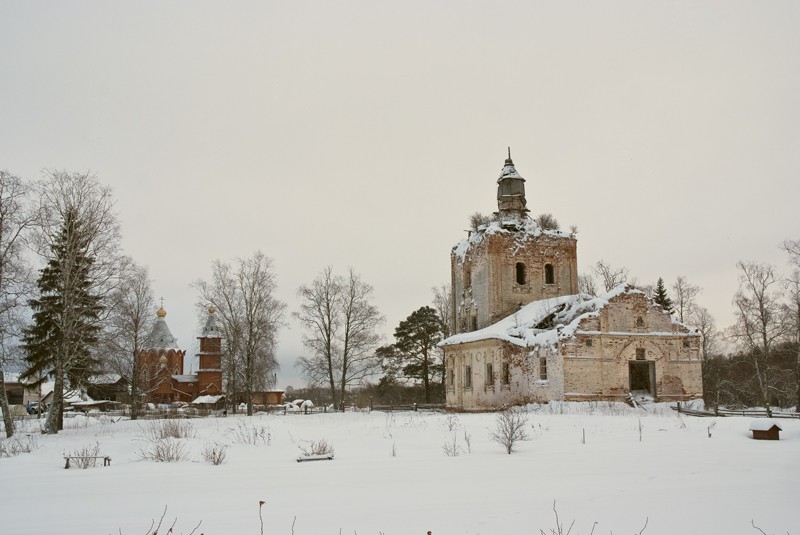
[22,209,103,433]
[652,277,675,315]
[388,306,445,403]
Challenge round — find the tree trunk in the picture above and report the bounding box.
[753,353,773,418]
[0,368,14,438]
[422,349,430,403]
[796,306,800,413]
[328,363,337,410]
[129,363,139,421]
[45,371,64,434]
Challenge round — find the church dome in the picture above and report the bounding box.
[201,304,221,338]
[496,149,528,214]
[146,305,179,349]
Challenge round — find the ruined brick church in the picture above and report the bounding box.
[441,153,703,410]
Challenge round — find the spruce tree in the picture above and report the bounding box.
[652,277,675,315]
[22,209,103,433]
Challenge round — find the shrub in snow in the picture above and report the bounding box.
[65,442,102,469]
[444,413,460,432]
[137,438,188,462]
[442,434,461,457]
[201,442,228,465]
[0,434,40,457]
[489,407,529,454]
[229,421,271,446]
[299,438,334,457]
[141,419,195,440]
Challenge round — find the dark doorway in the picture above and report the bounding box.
[629,360,655,397]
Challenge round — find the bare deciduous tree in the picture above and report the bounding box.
[195,251,286,416]
[781,239,800,412]
[731,261,789,417]
[672,276,702,323]
[691,305,720,360]
[0,171,37,437]
[489,406,529,454]
[104,260,155,420]
[295,267,383,408]
[578,273,598,297]
[432,284,452,338]
[593,259,629,292]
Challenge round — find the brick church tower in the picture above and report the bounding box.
[451,152,579,333]
[138,304,187,403]
[196,306,223,396]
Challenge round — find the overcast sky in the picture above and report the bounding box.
[2,1,798,389]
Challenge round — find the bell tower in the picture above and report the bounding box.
[196,306,223,396]
[451,151,579,333]
[496,148,528,217]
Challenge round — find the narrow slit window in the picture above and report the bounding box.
[465,365,472,388]
[515,262,526,285]
[502,362,510,385]
[544,263,555,284]
[486,363,494,386]
[539,356,548,381]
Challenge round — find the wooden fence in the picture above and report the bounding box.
[674,403,800,419]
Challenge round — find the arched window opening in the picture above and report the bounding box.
[544,263,555,285]
[515,262,526,285]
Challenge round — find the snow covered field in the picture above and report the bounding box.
[1,403,797,535]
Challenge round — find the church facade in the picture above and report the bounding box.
[137,305,224,405]
[441,154,703,410]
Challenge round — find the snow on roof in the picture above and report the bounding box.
[88,373,122,385]
[201,306,221,338]
[498,161,524,180]
[452,217,573,261]
[441,294,583,348]
[172,374,198,383]
[749,419,782,431]
[192,394,225,405]
[441,285,696,349]
[147,316,179,349]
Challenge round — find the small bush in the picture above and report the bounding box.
[201,442,228,465]
[0,434,40,457]
[229,421,271,445]
[489,407,530,454]
[137,438,188,462]
[444,413,460,432]
[299,438,334,457]
[141,419,195,440]
[442,434,461,457]
[65,442,101,469]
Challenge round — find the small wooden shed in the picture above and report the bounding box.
[749,419,782,440]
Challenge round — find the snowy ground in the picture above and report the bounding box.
[0,403,797,535]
